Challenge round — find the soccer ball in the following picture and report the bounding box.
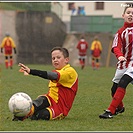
[8,92,32,117]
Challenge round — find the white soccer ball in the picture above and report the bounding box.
[8,92,32,117]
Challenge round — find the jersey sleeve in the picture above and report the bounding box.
[10,37,16,48]
[76,41,80,49]
[0,38,6,48]
[111,33,123,58]
[53,67,78,88]
[99,41,102,51]
[90,41,95,50]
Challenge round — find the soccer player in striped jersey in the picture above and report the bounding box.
[99,3,133,119]
[13,47,78,121]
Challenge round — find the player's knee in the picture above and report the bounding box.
[96,58,99,62]
[32,96,50,112]
[118,74,133,89]
[92,57,95,61]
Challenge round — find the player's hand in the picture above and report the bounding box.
[1,48,3,53]
[14,48,17,54]
[18,63,30,74]
[118,56,127,62]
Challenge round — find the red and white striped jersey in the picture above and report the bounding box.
[112,22,133,69]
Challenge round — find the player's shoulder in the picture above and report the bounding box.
[63,64,77,72]
[117,25,126,34]
[69,66,78,75]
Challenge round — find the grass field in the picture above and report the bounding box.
[0,64,133,131]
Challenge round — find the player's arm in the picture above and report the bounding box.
[111,33,123,58]
[30,69,58,80]
[18,63,58,80]
[0,38,6,53]
[99,41,102,51]
[1,38,6,48]
[9,38,17,54]
[90,42,94,55]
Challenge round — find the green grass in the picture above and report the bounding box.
[0,64,133,131]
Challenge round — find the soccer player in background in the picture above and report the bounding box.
[76,35,88,69]
[90,36,102,70]
[99,3,133,119]
[0,33,17,69]
[13,47,78,121]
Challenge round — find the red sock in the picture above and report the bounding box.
[92,61,95,68]
[96,63,100,68]
[80,60,82,65]
[10,59,13,67]
[108,87,126,114]
[5,60,8,68]
[112,92,124,110]
[118,102,124,109]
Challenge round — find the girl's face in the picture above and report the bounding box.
[51,50,69,70]
[122,7,133,23]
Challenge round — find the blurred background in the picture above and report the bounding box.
[0,2,131,67]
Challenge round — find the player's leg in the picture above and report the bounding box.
[108,74,132,113]
[91,57,95,69]
[78,56,82,65]
[30,108,50,120]
[111,82,124,115]
[5,55,8,69]
[78,55,84,69]
[30,96,52,120]
[9,55,13,69]
[32,96,50,112]
[30,102,65,120]
[30,107,65,120]
[95,58,100,69]
[99,74,132,119]
[81,58,85,69]
[12,95,51,121]
[111,82,118,97]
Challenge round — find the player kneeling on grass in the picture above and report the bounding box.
[13,47,78,121]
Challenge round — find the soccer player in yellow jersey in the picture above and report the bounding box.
[0,33,17,69]
[13,47,78,121]
[90,36,102,70]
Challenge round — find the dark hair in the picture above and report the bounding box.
[51,47,69,58]
[5,32,10,37]
[123,3,133,14]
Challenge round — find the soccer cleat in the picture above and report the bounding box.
[114,107,125,115]
[99,110,113,119]
[12,105,35,121]
[12,115,24,121]
[29,114,38,120]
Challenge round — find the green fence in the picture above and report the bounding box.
[112,18,124,34]
[71,15,124,34]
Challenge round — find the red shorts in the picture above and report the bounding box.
[5,49,12,56]
[43,95,65,120]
